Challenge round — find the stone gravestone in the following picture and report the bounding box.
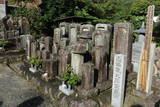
[26,35,32,59]
[20,35,30,50]
[42,50,50,60]
[52,42,58,55]
[132,35,145,72]
[58,49,70,75]
[71,52,84,76]
[111,54,127,107]
[53,28,61,46]
[95,23,112,31]
[113,23,133,72]
[44,36,52,53]
[20,17,30,34]
[31,42,37,57]
[80,62,94,90]
[69,23,80,44]
[6,31,14,39]
[93,24,112,58]
[0,0,6,20]
[94,46,108,82]
[14,30,20,38]
[44,60,58,77]
[0,30,5,40]
[59,38,69,49]
[37,50,42,59]
[79,24,94,39]
[59,22,69,37]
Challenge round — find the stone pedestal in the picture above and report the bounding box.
[144,94,160,107]
[111,54,127,107]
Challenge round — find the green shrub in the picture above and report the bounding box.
[61,64,81,87]
[0,41,12,47]
[28,56,43,68]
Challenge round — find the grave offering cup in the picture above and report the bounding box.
[29,65,38,73]
[59,81,74,96]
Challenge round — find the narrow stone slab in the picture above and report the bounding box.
[132,35,145,72]
[0,0,6,19]
[69,23,80,44]
[71,53,84,76]
[111,54,127,107]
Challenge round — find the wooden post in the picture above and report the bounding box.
[137,5,155,93]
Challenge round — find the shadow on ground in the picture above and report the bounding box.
[0,101,3,107]
[131,104,143,107]
[17,96,44,107]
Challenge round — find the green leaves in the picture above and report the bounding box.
[67,73,81,86]
[61,64,81,87]
[28,56,43,68]
[0,41,12,47]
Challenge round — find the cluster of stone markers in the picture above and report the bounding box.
[26,23,113,91]
[0,1,159,106]
[0,15,30,50]
[24,5,160,107]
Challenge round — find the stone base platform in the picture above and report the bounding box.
[133,88,153,98]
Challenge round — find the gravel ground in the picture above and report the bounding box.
[0,64,54,107]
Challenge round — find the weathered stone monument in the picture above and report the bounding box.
[71,52,84,76]
[69,23,80,44]
[95,23,112,31]
[111,54,127,107]
[132,35,145,72]
[26,35,32,59]
[113,23,133,72]
[136,5,155,94]
[79,24,94,39]
[53,28,61,46]
[59,22,69,37]
[80,62,94,90]
[0,0,6,20]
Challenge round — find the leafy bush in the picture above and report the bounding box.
[62,64,81,87]
[0,41,12,47]
[28,56,43,68]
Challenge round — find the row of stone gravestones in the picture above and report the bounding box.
[27,22,114,91]
[27,19,157,106]
[0,15,30,49]
[27,22,141,93]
